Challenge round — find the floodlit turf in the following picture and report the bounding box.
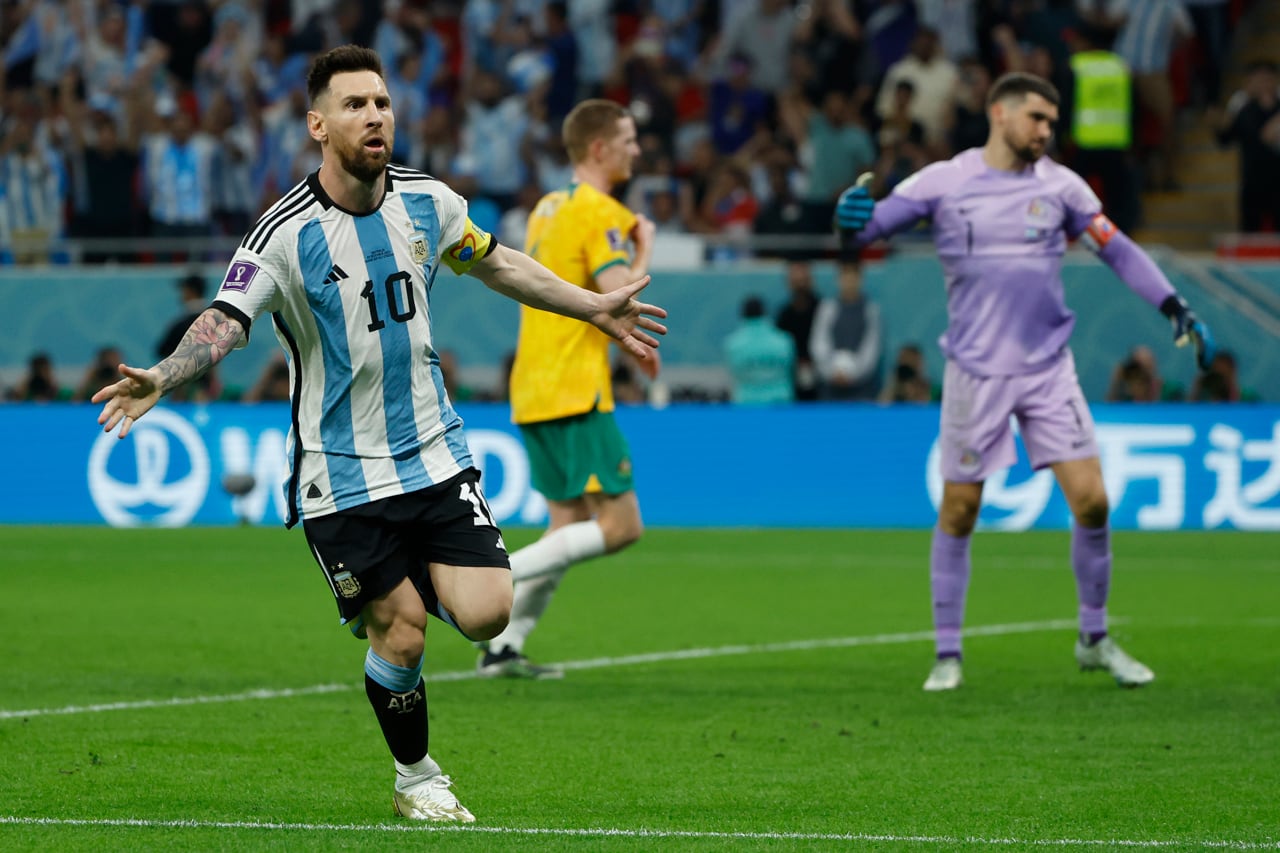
[0,526,1277,851]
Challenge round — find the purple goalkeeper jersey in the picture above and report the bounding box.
[860,148,1103,377]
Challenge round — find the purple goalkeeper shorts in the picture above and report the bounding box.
[938,350,1098,483]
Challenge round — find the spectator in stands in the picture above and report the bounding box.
[878,343,939,404]
[791,0,871,102]
[873,80,929,189]
[775,260,821,401]
[1184,0,1229,106]
[1080,0,1192,191]
[917,0,980,64]
[708,53,771,156]
[779,88,877,217]
[1065,25,1140,233]
[155,273,221,402]
[700,163,759,235]
[1105,345,1183,402]
[140,93,219,244]
[947,59,992,155]
[74,346,126,402]
[875,27,959,155]
[0,99,67,264]
[810,258,882,401]
[725,295,796,405]
[205,91,260,238]
[243,353,292,403]
[62,88,141,262]
[715,0,799,96]
[611,355,647,405]
[453,69,529,212]
[753,156,829,261]
[1191,350,1260,402]
[542,2,579,123]
[1215,60,1280,233]
[10,352,61,402]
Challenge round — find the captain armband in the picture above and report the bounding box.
[1079,213,1119,254]
[442,218,497,275]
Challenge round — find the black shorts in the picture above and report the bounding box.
[302,468,510,624]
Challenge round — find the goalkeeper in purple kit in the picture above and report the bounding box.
[835,72,1216,691]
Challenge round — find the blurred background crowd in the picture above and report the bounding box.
[1,0,1273,405]
[2,0,1275,259]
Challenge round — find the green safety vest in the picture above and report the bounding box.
[1070,51,1131,149]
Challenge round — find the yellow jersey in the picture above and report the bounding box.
[509,182,637,424]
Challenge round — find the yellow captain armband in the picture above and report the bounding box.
[442,218,496,274]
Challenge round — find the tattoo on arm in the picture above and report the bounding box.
[155,308,243,394]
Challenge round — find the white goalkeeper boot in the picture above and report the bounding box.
[1075,636,1154,687]
[923,657,963,691]
[393,774,475,822]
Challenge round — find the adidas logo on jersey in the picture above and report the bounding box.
[322,264,349,285]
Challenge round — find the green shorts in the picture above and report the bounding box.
[519,408,634,502]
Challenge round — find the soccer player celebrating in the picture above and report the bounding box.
[92,46,666,820]
[835,72,1216,692]
[477,100,656,679]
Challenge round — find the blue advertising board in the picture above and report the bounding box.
[3,403,1278,530]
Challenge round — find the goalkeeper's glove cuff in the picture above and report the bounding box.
[1159,294,1188,320]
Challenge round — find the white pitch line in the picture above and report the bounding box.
[0,817,1274,849]
[0,619,1079,721]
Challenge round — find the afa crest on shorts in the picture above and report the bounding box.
[409,232,430,265]
[333,568,361,599]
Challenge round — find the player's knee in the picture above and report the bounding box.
[377,620,426,664]
[940,497,980,536]
[450,580,512,641]
[600,512,643,553]
[1074,493,1110,528]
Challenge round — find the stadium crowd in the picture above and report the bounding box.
[0,0,1266,403]
[0,0,1261,258]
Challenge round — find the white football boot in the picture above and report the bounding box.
[1075,636,1155,687]
[923,657,963,691]
[393,774,476,822]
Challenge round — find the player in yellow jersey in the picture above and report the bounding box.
[478,99,656,678]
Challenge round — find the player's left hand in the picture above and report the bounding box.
[592,275,668,362]
[92,363,164,438]
[1160,295,1217,370]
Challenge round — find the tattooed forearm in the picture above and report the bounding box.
[154,308,244,394]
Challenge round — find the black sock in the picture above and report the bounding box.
[365,674,428,764]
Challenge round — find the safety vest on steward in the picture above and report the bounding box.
[1070,51,1132,150]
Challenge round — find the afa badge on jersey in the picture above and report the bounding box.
[410,232,430,265]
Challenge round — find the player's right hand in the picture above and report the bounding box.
[835,172,876,232]
[92,364,163,438]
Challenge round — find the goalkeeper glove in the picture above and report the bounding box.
[835,172,876,232]
[1160,295,1217,370]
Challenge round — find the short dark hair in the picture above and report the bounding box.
[178,273,207,299]
[307,45,385,106]
[987,72,1060,109]
[562,99,630,163]
[742,296,766,319]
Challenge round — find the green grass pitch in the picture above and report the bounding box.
[0,527,1276,851]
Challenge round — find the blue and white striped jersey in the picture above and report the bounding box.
[211,164,496,527]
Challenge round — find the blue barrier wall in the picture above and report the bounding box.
[2,258,1275,402]
[5,403,1277,530]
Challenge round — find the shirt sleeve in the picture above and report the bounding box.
[209,247,286,347]
[1058,168,1104,240]
[586,199,636,280]
[436,181,497,275]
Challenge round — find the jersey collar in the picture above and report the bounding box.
[307,168,394,216]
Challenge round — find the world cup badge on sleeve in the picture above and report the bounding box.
[410,233,430,265]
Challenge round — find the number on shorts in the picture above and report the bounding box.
[459,481,496,527]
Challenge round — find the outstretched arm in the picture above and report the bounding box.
[469,243,667,361]
[92,307,245,437]
[1082,217,1217,368]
